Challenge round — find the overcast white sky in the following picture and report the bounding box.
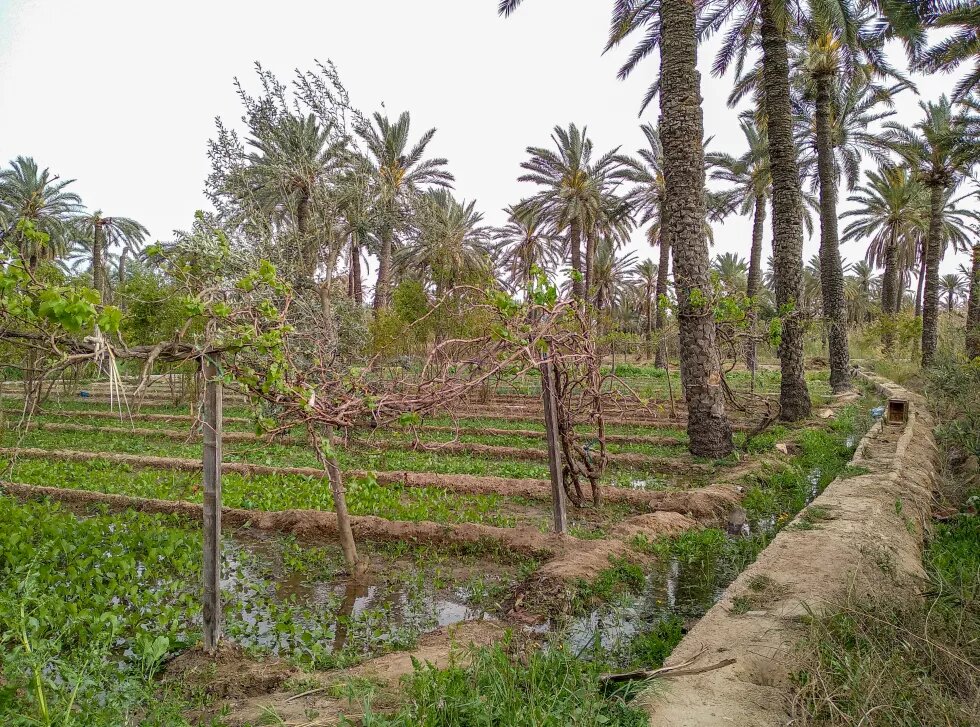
[0,0,975,281]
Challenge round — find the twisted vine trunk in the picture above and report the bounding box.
[761,0,811,421]
[654,238,670,368]
[921,184,944,365]
[881,227,900,353]
[659,0,733,458]
[966,244,980,360]
[814,73,850,391]
[745,196,766,370]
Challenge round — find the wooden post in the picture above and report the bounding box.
[201,356,222,653]
[539,346,568,535]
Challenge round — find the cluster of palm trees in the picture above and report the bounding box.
[0,156,148,302]
[497,0,980,456]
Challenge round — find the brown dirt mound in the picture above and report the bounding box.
[162,642,296,701]
[610,511,699,540]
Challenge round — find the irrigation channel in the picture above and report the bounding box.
[0,368,867,722]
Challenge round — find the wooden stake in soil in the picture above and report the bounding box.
[201,356,222,654]
[540,347,568,535]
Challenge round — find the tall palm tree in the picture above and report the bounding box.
[921,2,980,100]
[695,0,812,418]
[516,123,618,299]
[614,123,671,367]
[493,202,563,295]
[883,96,980,364]
[604,0,735,455]
[335,161,378,306]
[75,212,149,301]
[844,260,879,324]
[708,118,770,368]
[0,156,84,271]
[939,273,966,312]
[841,164,924,350]
[965,239,980,359]
[634,258,659,359]
[244,113,346,285]
[356,111,454,310]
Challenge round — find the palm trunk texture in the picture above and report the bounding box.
[659,0,733,458]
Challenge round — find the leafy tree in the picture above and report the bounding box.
[882,96,980,364]
[0,157,84,272]
[356,111,453,310]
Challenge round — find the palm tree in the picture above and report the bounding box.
[356,111,454,310]
[493,202,563,295]
[708,118,770,367]
[844,260,880,324]
[604,0,735,455]
[75,212,149,301]
[882,96,980,364]
[335,161,378,306]
[921,2,980,100]
[516,123,618,299]
[634,258,659,359]
[614,124,671,367]
[712,252,749,294]
[243,113,346,285]
[939,273,967,312]
[965,239,980,359]
[396,189,492,297]
[695,0,812,418]
[841,164,924,350]
[0,156,84,271]
[592,240,637,314]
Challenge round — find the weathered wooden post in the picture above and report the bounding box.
[201,355,222,653]
[539,345,568,534]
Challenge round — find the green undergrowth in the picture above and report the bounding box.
[0,496,528,726]
[793,512,980,725]
[0,457,525,528]
[739,398,875,530]
[358,635,648,727]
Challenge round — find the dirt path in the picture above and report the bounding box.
[641,370,938,726]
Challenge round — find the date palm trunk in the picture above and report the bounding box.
[921,184,944,365]
[881,227,900,353]
[585,228,595,300]
[92,223,105,300]
[760,0,811,420]
[569,219,585,298]
[745,196,766,370]
[374,225,393,310]
[814,73,850,391]
[966,244,980,360]
[654,237,670,368]
[348,236,363,305]
[645,280,654,360]
[915,252,926,317]
[660,0,733,458]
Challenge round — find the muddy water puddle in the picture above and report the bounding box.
[207,534,503,664]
